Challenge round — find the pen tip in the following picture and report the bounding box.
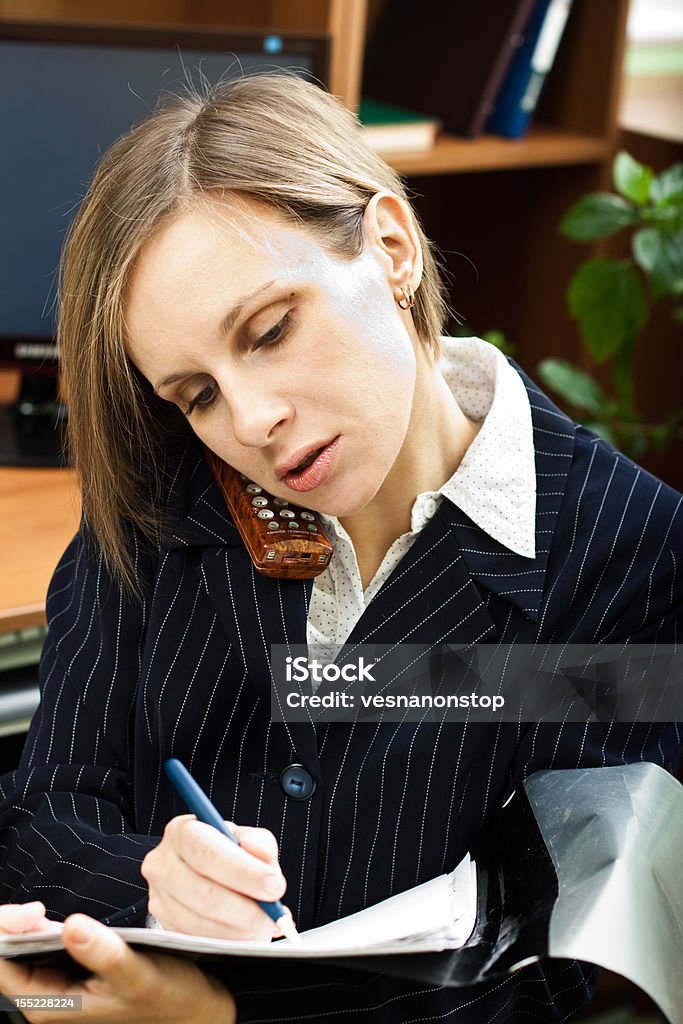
[276,914,302,944]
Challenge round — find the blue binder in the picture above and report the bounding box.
[487,0,573,139]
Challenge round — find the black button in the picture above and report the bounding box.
[280,764,316,801]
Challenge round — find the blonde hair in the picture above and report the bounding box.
[58,72,449,591]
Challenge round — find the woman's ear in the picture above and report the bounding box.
[363,192,423,294]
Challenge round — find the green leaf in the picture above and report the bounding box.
[568,259,648,361]
[560,193,639,242]
[537,359,610,415]
[642,203,683,230]
[651,163,683,206]
[632,228,683,298]
[613,151,654,205]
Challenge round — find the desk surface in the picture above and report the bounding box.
[0,371,81,632]
[0,465,81,633]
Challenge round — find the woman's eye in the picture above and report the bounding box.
[254,311,292,350]
[185,382,217,416]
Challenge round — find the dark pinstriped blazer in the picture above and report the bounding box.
[1,366,681,1023]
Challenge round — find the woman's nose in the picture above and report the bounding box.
[228,385,292,449]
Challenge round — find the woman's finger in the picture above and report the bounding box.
[0,902,53,934]
[145,818,286,904]
[149,857,284,938]
[149,878,273,940]
[230,824,280,866]
[61,915,154,996]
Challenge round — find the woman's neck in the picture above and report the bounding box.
[339,344,480,589]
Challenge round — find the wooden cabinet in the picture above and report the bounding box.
[0,0,630,372]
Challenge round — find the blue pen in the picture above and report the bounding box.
[163,758,300,942]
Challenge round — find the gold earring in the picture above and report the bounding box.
[396,285,415,310]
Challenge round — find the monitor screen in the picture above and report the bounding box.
[0,22,329,365]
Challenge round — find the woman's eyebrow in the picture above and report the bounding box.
[153,279,277,393]
[220,279,277,334]
[153,371,195,394]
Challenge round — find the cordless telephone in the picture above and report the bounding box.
[205,450,333,579]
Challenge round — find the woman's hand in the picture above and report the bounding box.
[141,814,289,940]
[0,901,62,935]
[0,910,236,1024]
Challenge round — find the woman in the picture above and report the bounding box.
[0,73,681,1021]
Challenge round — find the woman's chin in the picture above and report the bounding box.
[313,485,380,522]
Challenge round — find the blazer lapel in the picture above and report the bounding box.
[343,506,498,649]
[311,507,496,707]
[166,438,319,764]
[200,543,312,708]
[447,366,576,625]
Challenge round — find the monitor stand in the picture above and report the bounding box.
[0,373,67,467]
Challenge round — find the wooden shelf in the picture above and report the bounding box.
[383,125,609,178]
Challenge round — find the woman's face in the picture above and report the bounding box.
[125,196,419,518]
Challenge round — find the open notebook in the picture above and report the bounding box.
[0,853,476,961]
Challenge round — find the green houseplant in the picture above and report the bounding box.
[537,151,683,459]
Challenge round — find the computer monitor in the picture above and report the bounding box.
[0,20,330,465]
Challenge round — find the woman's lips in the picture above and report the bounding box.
[282,436,340,493]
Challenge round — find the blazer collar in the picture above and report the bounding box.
[164,435,244,551]
[442,364,576,623]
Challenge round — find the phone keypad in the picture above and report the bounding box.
[206,457,332,576]
[245,493,323,540]
[241,477,324,537]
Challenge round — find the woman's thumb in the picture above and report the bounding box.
[62,914,147,987]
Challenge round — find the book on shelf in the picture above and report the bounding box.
[487,0,574,138]
[362,0,538,139]
[358,97,441,154]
